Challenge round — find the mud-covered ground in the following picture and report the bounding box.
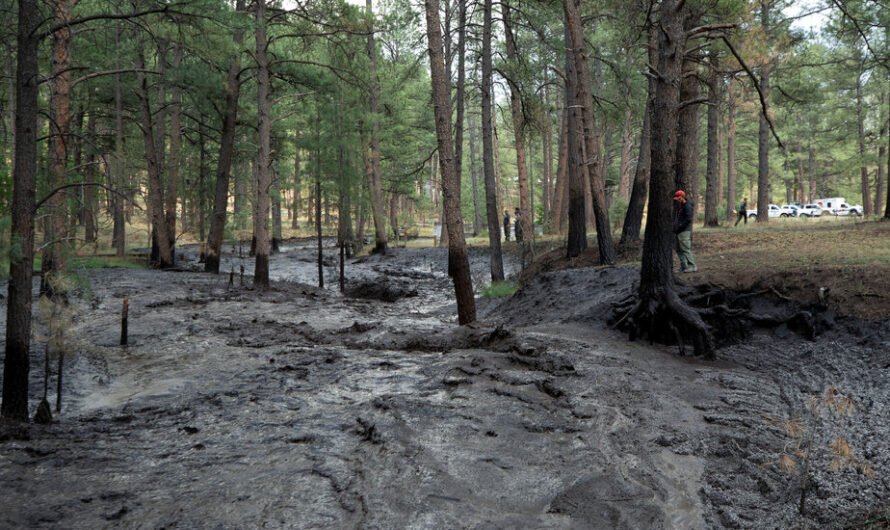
[1,240,888,529]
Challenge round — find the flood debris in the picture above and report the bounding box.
[0,243,887,529]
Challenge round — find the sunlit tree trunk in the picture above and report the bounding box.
[726,78,738,220]
[855,72,872,215]
[166,43,184,255]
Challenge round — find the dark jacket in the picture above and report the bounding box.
[673,200,694,234]
[739,200,747,213]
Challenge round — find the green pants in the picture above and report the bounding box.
[676,230,697,271]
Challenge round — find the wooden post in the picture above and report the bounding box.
[120,297,129,346]
[240,264,244,287]
[229,267,234,287]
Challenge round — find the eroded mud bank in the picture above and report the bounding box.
[1,242,887,528]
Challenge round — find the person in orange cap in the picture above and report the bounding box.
[672,190,698,273]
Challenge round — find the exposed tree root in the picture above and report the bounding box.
[612,283,819,358]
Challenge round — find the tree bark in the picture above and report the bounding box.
[271,156,283,253]
[253,0,272,289]
[878,90,887,217]
[855,72,872,215]
[756,0,771,222]
[366,0,388,254]
[704,56,721,227]
[618,107,634,202]
[84,112,98,243]
[621,25,656,245]
[166,43,184,255]
[626,0,713,359]
[205,0,245,273]
[292,144,301,229]
[564,0,615,264]
[136,47,174,268]
[726,78,738,220]
[553,106,569,234]
[42,0,74,294]
[481,0,504,281]
[564,22,587,258]
[112,38,126,257]
[541,87,554,228]
[503,0,532,240]
[425,0,477,325]
[2,0,39,420]
[469,109,483,235]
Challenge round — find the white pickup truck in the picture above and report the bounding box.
[814,197,863,216]
[747,204,786,219]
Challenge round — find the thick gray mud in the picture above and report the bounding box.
[1,242,888,529]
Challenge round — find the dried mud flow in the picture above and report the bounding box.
[1,239,888,529]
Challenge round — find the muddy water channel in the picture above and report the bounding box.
[1,241,888,529]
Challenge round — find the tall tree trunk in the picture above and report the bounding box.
[166,43,184,254]
[366,0,388,254]
[808,144,816,203]
[425,0,477,324]
[704,57,721,227]
[541,87,554,228]
[627,0,713,359]
[855,72,872,215]
[253,0,272,289]
[564,0,615,264]
[481,0,505,281]
[454,0,467,207]
[620,32,654,245]
[564,23,587,257]
[553,107,569,234]
[84,112,98,243]
[2,0,39,420]
[271,157,283,253]
[877,90,886,217]
[469,109,483,235]
[503,0,532,240]
[618,107,634,202]
[676,49,701,199]
[726,79,738,221]
[112,40,126,257]
[292,144,301,229]
[205,0,245,273]
[42,0,74,294]
[136,47,173,268]
[756,0,771,222]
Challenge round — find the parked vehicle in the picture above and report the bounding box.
[780,204,799,217]
[833,202,864,216]
[812,197,863,216]
[747,204,785,219]
[798,204,823,217]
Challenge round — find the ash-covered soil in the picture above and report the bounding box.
[1,241,888,529]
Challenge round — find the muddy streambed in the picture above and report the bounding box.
[1,241,888,529]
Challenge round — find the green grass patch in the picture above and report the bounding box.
[481,280,518,298]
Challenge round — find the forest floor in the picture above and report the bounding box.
[0,220,889,529]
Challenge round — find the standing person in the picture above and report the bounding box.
[514,208,524,242]
[735,197,748,226]
[673,190,698,273]
[503,210,511,241]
